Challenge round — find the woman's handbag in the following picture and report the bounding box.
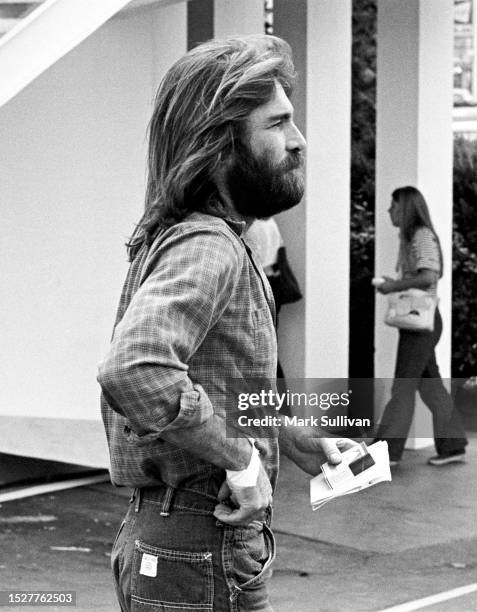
[268,246,303,307]
[384,289,437,332]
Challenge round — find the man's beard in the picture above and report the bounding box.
[226,140,305,219]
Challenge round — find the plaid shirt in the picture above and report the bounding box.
[98,212,279,495]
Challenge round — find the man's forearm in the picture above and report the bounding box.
[161,413,253,471]
[99,358,254,471]
[278,424,334,469]
[278,424,312,462]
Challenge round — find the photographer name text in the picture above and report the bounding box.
[236,415,371,428]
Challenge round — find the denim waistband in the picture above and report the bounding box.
[131,484,219,517]
[131,484,272,526]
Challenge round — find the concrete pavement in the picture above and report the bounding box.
[1,438,476,611]
[271,437,477,611]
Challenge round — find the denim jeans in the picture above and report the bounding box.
[111,485,276,611]
[377,309,468,461]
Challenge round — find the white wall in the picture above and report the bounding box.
[303,0,352,379]
[0,1,187,461]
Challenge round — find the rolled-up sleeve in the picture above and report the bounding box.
[97,227,242,442]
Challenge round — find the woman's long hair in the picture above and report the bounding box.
[392,185,443,277]
[127,35,296,260]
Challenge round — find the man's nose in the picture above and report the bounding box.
[286,122,306,153]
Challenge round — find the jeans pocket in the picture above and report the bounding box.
[233,523,276,591]
[130,539,214,611]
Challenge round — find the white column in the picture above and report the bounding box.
[271,0,352,380]
[375,0,454,445]
[271,0,307,379]
[303,0,352,378]
[214,0,263,37]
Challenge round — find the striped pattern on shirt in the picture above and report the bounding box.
[400,227,441,297]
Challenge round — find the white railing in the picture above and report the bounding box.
[0,1,45,37]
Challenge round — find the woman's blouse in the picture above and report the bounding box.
[399,227,441,297]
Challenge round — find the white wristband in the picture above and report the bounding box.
[226,438,260,488]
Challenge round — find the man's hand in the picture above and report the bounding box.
[214,462,272,527]
[281,427,361,476]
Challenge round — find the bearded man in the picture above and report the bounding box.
[98,35,356,612]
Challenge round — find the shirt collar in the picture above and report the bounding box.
[223,217,247,237]
[187,211,247,237]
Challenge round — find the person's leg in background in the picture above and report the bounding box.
[376,325,437,462]
[418,311,468,461]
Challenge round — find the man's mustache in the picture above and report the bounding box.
[280,152,305,173]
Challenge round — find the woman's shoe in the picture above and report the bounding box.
[389,459,400,467]
[427,451,466,466]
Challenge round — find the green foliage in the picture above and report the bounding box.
[452,137,477,376]
[349,0,376,377]
[351,0,376,214]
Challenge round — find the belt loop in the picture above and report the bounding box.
[134,488,142,513]
[160,486,175,517]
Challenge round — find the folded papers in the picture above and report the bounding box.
[310,441,392,510]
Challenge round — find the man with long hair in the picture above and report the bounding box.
[98,35,356,611]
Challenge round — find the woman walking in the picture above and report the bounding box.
[375,186,467,467]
